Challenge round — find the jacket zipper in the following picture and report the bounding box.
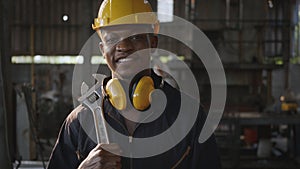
[129,136,133,169]
[107,111,156,169]
[107,112,134,169]
[171,146,191,169]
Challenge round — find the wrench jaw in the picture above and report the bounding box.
[78,74,106,103]
[78,74,109,144]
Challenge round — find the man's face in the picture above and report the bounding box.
[100,25,157,80]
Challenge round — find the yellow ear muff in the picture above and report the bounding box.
[105,78,126,110]
[132,76,154,111]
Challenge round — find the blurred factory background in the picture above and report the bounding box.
[1,0,300,168]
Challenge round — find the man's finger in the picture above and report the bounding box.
[99,155,121,163]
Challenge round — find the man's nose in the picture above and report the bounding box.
[116,38,133,52]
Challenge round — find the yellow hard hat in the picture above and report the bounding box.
[92,0,159,34]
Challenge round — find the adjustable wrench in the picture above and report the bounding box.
[78,74,109,144]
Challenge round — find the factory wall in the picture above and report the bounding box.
[3,0,300,163]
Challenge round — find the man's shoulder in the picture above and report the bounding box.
[65,104,91,125]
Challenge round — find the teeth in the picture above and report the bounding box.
[118,58,133,63]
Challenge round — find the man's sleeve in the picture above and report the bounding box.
[47,118,81,169]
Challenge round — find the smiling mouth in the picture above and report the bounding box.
[117,57,134,63]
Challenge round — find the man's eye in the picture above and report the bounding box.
[106,38,118,45]
[129,35,145,41]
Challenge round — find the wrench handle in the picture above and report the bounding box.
[93,107,110,144]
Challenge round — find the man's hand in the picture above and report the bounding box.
[78,143,122,169]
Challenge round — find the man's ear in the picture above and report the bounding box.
[150,35,158,48]
[99,42,104,54]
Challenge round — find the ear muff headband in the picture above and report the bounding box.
[105,76,154,111]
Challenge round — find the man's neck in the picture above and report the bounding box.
[119,105,142,136]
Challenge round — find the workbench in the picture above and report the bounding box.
[218,112,300,169]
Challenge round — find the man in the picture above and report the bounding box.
[47,0,221,168]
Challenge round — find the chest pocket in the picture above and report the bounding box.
[171,146,191,169]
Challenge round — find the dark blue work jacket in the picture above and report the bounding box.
[47,74,222,169]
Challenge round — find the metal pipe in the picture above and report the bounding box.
[267,70,272,105]
[29,24,38,161]
[0,0,13,167]
[0,54,12,169]
[297,1,300,59]
[226,0,230,27]
[190,0,196,20]
[239,0,243,29]
[185,0,190,20]
[0,2,12,166]
[275,0,279,59]
[284,0,292,89]
[238,0,244,63]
